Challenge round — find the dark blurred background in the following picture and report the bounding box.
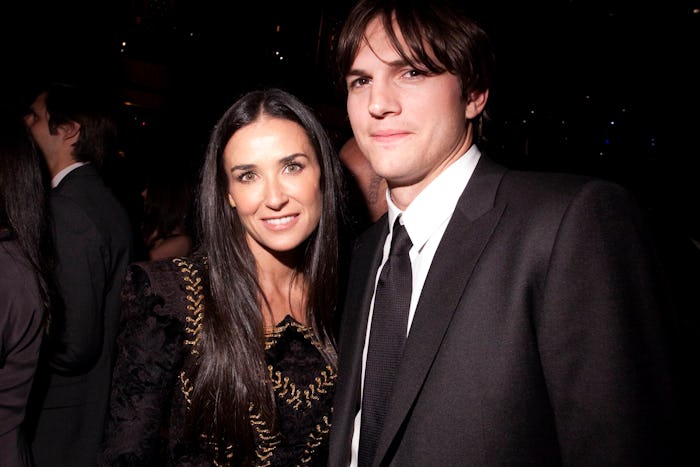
[2,0,698,243]
[2,0,697,450]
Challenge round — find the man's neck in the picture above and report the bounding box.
[47,153,78,179]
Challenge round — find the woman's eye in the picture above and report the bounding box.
[285,162,303,174]
[237,171,256,182]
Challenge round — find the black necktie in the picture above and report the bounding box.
[358,216,413,466]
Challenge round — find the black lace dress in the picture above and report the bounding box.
[99,257,336,466]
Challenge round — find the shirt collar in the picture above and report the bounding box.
[386,144,481,251]
[52,161,89,188]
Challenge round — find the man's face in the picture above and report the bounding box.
[344,17,472,208]
[24,92,59,161]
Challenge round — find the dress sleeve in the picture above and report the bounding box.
[98,263,189,466]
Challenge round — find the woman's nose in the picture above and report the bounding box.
[264,179,289,210]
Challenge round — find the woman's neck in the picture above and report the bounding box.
[258,269,307,328]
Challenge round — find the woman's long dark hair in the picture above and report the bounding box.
[0,113,57,317]
[190,88,347,462]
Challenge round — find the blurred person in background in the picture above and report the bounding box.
[339,135,388,230]
[23,81,133,467]
[139,166,196,261]
[0,112,58,467]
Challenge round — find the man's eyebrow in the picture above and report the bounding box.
[346,59,410,78]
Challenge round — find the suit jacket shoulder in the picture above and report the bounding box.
[50,164,132,242]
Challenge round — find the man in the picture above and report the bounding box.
[328,1,678,465]
[24,82,133,467]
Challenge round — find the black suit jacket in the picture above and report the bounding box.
[29,164,133,467]
[328,156,677,466]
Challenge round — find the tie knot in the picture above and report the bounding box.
[390,216,412,256]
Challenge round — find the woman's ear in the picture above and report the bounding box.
[228,193,236,208]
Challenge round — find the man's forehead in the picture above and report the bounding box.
[358,15,439,70]
[359,17,405,62]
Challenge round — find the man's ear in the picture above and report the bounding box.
[60,121,81,143]
[465,90,489,120]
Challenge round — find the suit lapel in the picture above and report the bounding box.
[374,156,508,464]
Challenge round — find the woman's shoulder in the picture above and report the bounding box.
[122,255,208,321]
[129,255,207,283]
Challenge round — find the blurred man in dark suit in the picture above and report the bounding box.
[24,82,133,467]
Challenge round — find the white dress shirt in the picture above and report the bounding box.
[349,145,481,466]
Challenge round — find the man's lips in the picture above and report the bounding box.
[370,130,410,143]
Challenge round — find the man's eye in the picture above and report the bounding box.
[405,69,426,78]
[348,77,370,89]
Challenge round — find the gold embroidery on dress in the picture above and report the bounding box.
[251,405,280,465]
[175,258,334,466]
[176,257,202,409]
[174,257,205,353]
[299,414,332,464]
[180,372,193,406]
[264,319,321,348]
[269,365,335,410]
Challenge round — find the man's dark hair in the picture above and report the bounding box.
[42,82,119,168]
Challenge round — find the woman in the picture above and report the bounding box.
[100,88,348,466]
[0,113,56,467]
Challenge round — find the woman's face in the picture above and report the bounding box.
[223,116,322,257]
